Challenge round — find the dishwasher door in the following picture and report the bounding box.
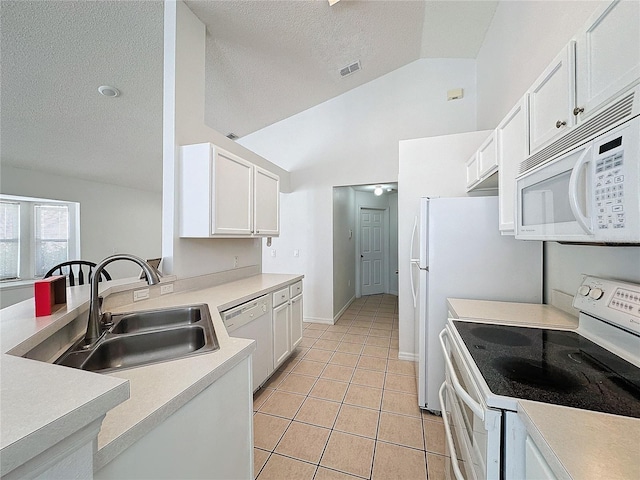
[222,295,273,392]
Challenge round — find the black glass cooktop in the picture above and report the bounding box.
[453,321,640,418]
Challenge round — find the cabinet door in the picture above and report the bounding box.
[465,153,480,190]
[212,148,253,235]
[273,302,290,369]
[254,166,280,236]
[528,44,575,153]
[477,131,498,178]
[525,436,558,480]
[290,294,303,351]
[575,0,640,122]
[497,97,529,234]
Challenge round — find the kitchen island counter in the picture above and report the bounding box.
[0,272,302,476]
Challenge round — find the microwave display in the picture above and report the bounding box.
[521,169,575,226]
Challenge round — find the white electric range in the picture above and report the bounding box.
[439,275,640,480]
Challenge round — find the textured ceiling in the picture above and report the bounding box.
[190,0,498,138]
[0,1,497,192]
[0,0,164,192]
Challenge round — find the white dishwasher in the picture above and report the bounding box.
[221,295,273,392]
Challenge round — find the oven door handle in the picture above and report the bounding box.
[439,328,485,420]
[439,382,465,480]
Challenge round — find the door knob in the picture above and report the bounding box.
[573,107,585,116]
[556,120,567,128]
[360,255,364,258]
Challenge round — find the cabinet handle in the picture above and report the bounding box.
[555,120,567,128]
[573,106,584,116]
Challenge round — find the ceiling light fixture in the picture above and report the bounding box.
[328,0,341,5]
[98,85,120,98]
[374,185,383,196]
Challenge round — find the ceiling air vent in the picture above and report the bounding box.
[340,61,361,78]
[226,133,239,140]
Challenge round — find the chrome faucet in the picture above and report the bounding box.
[84,254,160,345]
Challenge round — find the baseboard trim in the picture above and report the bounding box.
[398,352,417,362]
[303,317,334,325]
[333,295,356,323]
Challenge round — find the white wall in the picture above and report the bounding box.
[332,187,356,317]
[0,165,162,307]
[476,0,640,299]
[161,1,290,280]
[240,58,477,323]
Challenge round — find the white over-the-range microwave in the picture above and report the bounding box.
[516,88,640,244]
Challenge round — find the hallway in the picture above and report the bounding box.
[252,294,448,479]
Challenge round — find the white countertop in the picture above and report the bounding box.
[518,400,640,480]
[0,272,302,474]
[447,298,579,330]
[447,298,639,480]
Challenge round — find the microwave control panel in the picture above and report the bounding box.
[594,135,625,230]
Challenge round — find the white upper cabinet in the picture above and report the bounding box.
[212,149,254,235]
[179,143,280,238]
[528,43,576,153]
[465,153,480,190]
[253,166,280,236]
[574,0,640,123]
[466,131,499,192]
[497,96,529,234]
[477,131,498,178]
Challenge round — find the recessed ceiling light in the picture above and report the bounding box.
[98,85,120,97]
[374,185,383,196]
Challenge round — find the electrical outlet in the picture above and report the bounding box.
[293,249,300,257]
[133,288,149,301]
[234,256,239,268]
[160,283,174,295]
[270,249,276,257]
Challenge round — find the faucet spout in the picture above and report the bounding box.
[84,254,161,345]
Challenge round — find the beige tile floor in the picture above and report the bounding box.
[252,294,448,480]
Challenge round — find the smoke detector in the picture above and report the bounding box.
[98,85,120,97]
[339,60,361,78]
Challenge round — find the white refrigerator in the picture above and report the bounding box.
[410,196,542,411]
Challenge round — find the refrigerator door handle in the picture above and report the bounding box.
[410,261,418,308]
[409,216,419,263]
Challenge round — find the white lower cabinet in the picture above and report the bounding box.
[273,301,291,369]
[95,357,253,480]
[272,282,303,369]
[290,293,303,350]
[524,435,558,480]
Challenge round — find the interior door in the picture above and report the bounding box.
[360,208,385,296]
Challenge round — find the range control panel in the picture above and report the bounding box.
[574,275,640,335]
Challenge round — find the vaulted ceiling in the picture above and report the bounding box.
[0,1,497,192]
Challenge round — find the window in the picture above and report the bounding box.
[0,195,80,281]
[34,205,70,277]
[0,202,20,280]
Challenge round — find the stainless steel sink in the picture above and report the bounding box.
[55,304,219,373]
[111,306,202,334]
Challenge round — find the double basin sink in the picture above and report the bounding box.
[55,305,219,373]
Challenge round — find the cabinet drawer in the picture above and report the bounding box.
[272,287,290,307]
[289,281,303,297]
